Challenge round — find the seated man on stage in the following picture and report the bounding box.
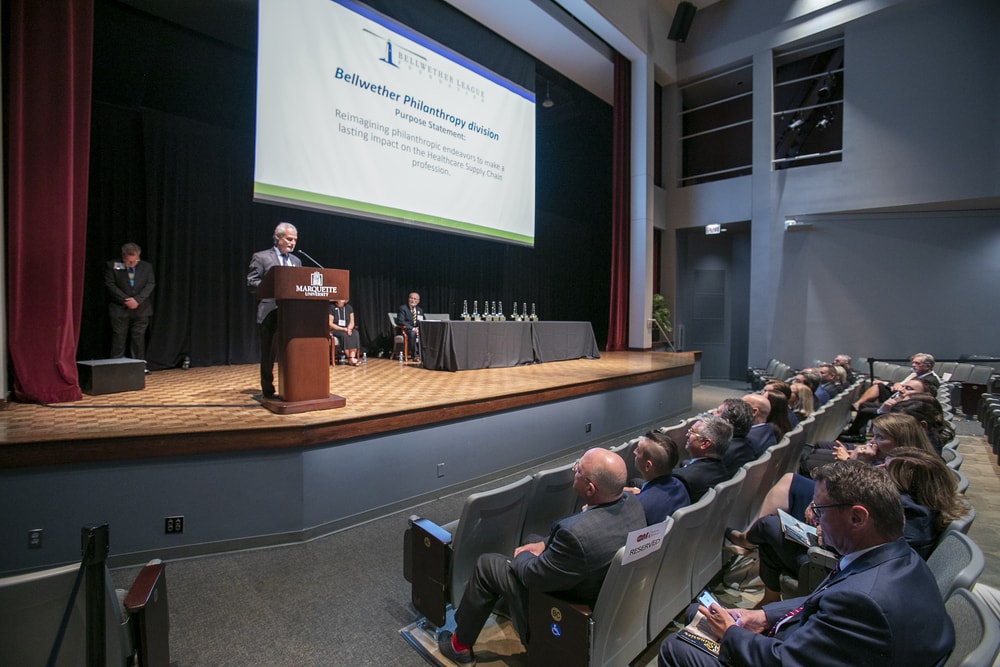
[659,460,954,667]
[396,291,424,360]
[438,447,646,665]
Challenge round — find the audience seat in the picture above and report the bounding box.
[943,447,963,470]
[944,588,1000,667]
[405,475,533,628]
[527,520,675,667]
[520,462,577,545]
[646,488,717,643]
[692,468,746,595]
[928,531,985,600]
[0,555,168,666]
[725,449,774,533]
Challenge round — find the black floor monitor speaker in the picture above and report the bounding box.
[668,1,697,43]
[78,358,145,395]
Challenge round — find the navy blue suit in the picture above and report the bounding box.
[674,457,729,501]
[659,538,954,667]
[746,423,777,456]
[637,475,690,524]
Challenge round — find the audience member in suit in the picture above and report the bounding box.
[851,352,940,410]
[815,363,844,405]
[662,460,954,667]
[731,447,964,611]
[105,242,156,370]
[674,415,732,501]
[396,291,424,360]
[833,354,856,385]
[329,300,361,365]
[714,399,755,475]
[763,379,798,428]
[246,222,300,399]
[625,430,691,524]
[438,447,647,665]
[742,394,777,455]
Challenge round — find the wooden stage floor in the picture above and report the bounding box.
[0,351,694,469]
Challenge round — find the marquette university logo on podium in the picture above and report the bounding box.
[294,271,339,298]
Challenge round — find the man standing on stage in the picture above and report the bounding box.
[105,242,155,373]
[247,222,300,399]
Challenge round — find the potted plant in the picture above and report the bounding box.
[651,293,672,341]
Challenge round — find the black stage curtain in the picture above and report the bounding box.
[79,0,612,369]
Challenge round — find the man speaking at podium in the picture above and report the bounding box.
[247,222,300,399]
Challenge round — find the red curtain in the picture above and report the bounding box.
[6,0,93,402]
[606,51,631,351]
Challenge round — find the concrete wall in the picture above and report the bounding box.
[660,0,1000,370]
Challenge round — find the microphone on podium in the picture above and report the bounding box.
[296,249,326,269]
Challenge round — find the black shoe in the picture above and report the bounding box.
[437,631,476,665]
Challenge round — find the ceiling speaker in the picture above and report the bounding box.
[668,1,697,43]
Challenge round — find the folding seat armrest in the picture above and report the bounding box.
[406,516,454,628]
[409,516,453,545]
[806,546,838,569]
[123,562,170,667]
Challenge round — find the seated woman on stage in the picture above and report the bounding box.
[329,299,361,365]
[726,413,938,606]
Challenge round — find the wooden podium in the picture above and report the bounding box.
[256,266,349,414]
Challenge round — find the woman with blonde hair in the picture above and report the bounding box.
[789,382,814,419]
[834,412,934,463]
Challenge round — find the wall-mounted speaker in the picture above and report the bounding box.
[668,1,697,43]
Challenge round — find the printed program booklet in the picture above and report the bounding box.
[778,508,820,548]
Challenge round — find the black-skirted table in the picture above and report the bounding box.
[419,320,600,371]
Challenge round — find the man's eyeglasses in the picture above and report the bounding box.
[686,428,707,441]
[809,501,852,519]
[572,460,592,484]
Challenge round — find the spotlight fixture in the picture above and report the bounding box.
[816,117,830,130]
[705,224,722,235]
[784,217,813,231]
[542,81,554,108]
[788,118,805,130]
[817,74,832,101]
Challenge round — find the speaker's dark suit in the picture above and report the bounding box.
[396,303,424,358]
[659,538,954,667]
[104,259,155,361]
[247,248,301,397]
[453,492,646,647]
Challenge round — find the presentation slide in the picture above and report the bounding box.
[255,0,536,245]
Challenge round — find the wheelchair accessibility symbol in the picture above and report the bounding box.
[550,623,561,637]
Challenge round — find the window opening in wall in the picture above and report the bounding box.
[773,37,843,170]
[678,62,752,186]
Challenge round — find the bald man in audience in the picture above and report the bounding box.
[438,447,646,664]
[742,393,777,454]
